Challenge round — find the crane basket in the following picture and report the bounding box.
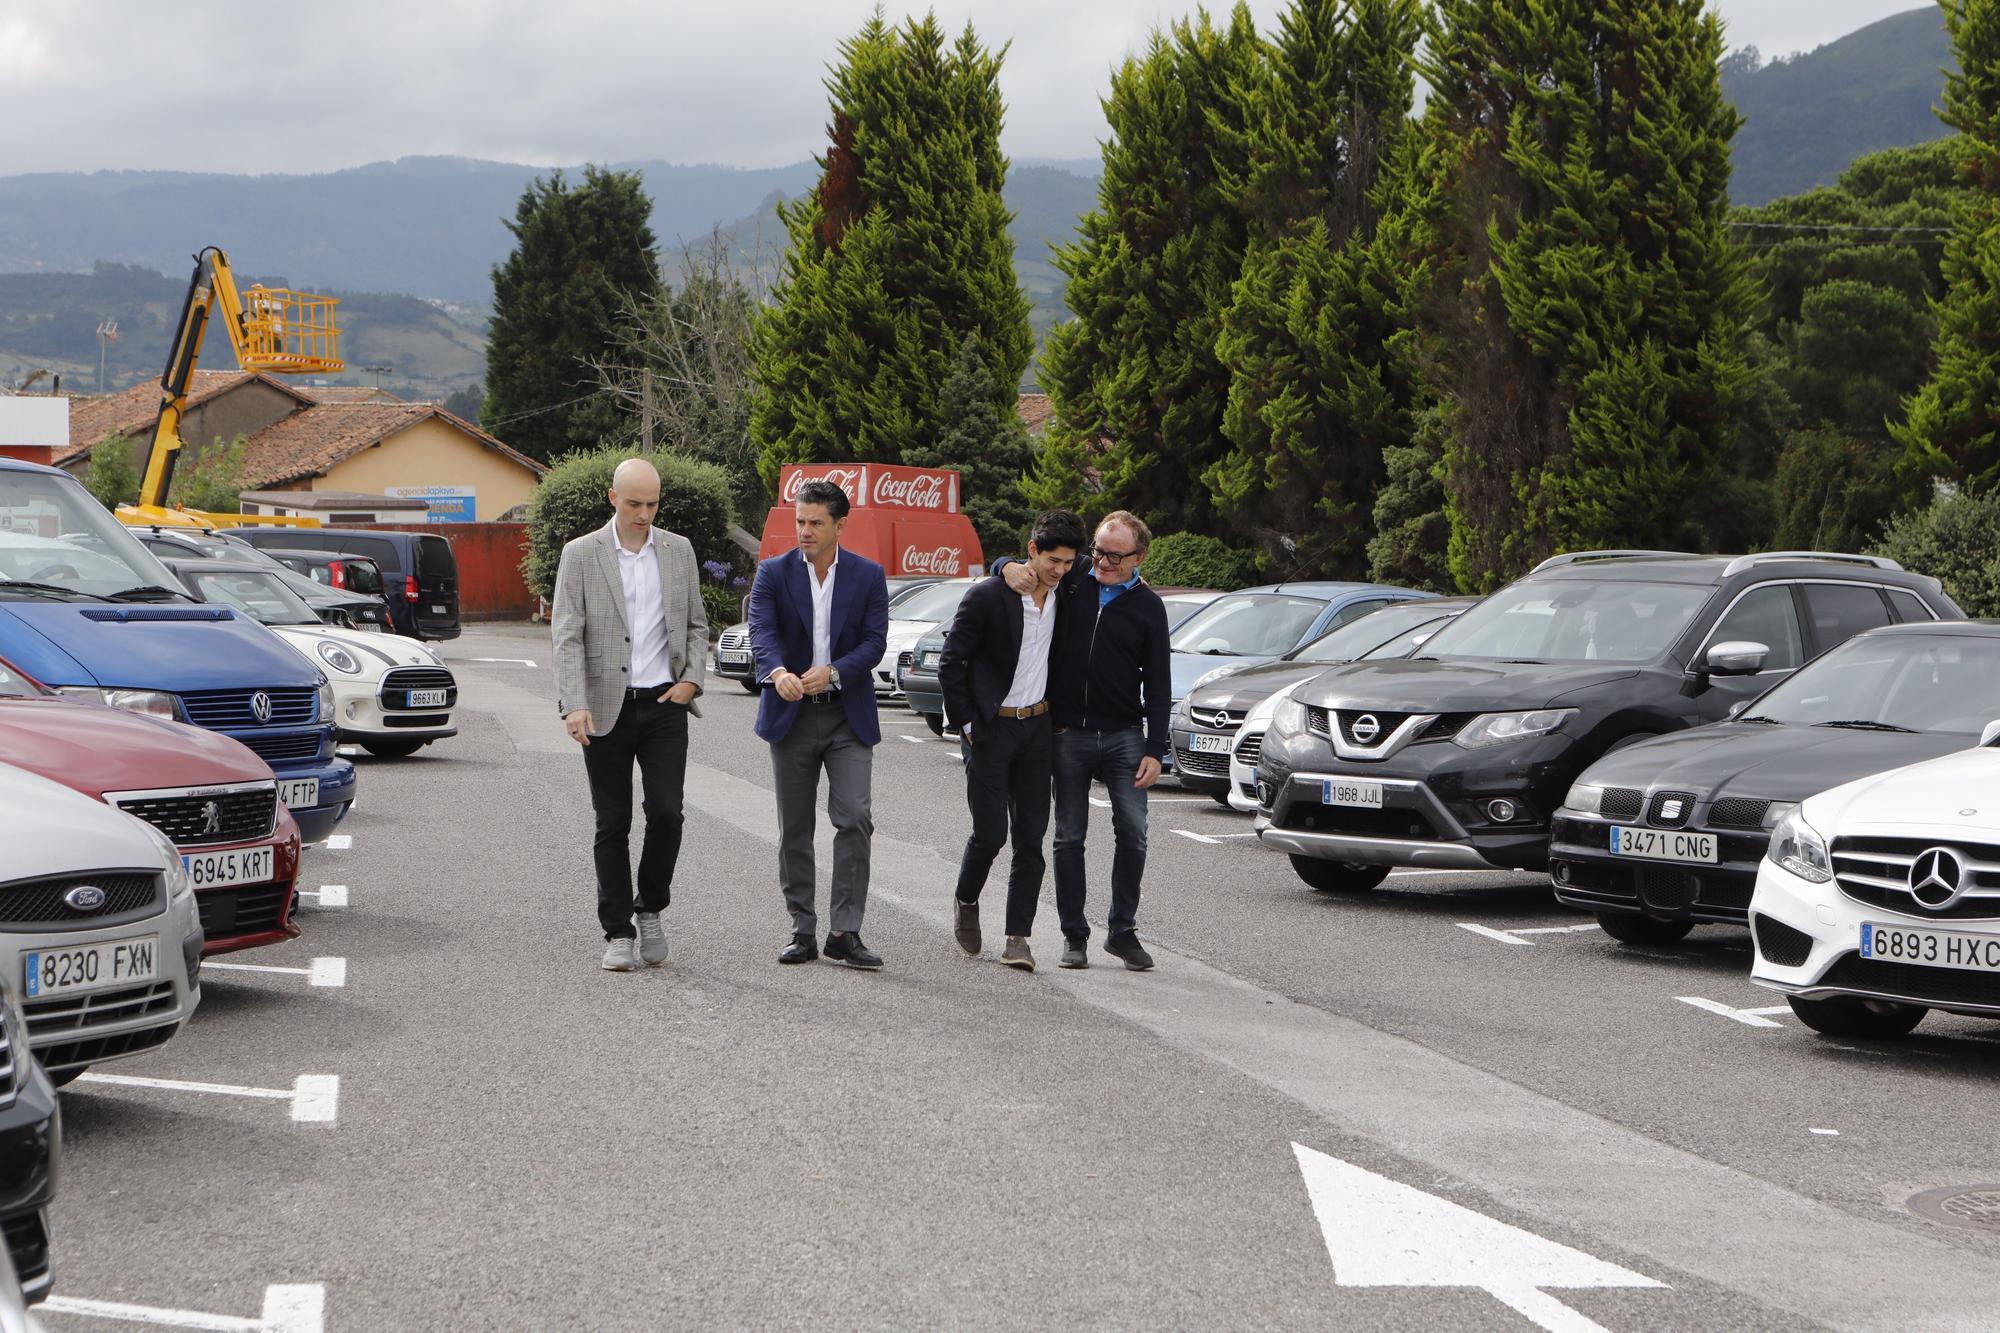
[238,285,343,374]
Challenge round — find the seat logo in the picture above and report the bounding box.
[250,692,273,724]
[1660,798,1685,823]
[199,801,223,837]
[63,885,107,912]
[1350,714,1382,744]
[1910,847,1969,910]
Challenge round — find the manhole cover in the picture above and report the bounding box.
[1909,1185,2000,1232]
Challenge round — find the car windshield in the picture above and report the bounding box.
[1418,579,1711,664]
[892,580,976,623]
[0,470,182,599]
[1744,634,2000,734]
[1172,594,1324,657]
[1293,603,1453,664]
[0,659,41,698]
[185,568,323,626]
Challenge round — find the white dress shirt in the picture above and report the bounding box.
[617,530,675,688]
[807,548,839,671]
[1000,590,1055,709]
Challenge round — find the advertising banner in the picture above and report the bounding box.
[388,485,477,523]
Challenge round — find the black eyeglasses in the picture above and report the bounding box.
[1089,546,1138,567]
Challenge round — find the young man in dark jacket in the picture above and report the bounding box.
[1005,510,1171,970]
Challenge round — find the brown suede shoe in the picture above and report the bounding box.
[954,898,982,956]
[1000,936,1035,971]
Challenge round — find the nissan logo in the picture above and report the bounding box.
[63,885,108,912]
[1909,847,1970,911]
[1350,714,1382,744]
[250,692,273,724]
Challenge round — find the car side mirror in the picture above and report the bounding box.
[1981,720,2000,749]
[1727,700,1750,718]
[1704,641,1769,676]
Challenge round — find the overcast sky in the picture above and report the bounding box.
[0,1,1938,176]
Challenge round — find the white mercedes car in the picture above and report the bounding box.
[1750,722,2000,1039]
[166,560,458,758]
[1,762,202,1085]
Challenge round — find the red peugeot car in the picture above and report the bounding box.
[0,655,302,955]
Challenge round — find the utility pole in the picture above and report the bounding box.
[95,319,119,394]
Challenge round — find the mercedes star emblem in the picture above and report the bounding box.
[1350,714,1382,744]
[1909,847,1969,911]
[200,801,224,837]
[250,691,273,724]
[63,885,108,912]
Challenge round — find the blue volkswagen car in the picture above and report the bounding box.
[0,459,354,841]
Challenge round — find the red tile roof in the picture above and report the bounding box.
[1015,392,1055,434]
[59,370,313,465]
[293,385,408,404]
[236,402,547,490]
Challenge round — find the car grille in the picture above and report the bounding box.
[1305,706,1332,739]
[115,789,278,847]
[0,1003,15,1111]
[181,688,318,728]
[381,666,457,710]
[1234,732,1264,766]
[717,628,750,652]
[1637,866,1698,912]
[0,872,162,931]
[2,1211,48,1298]
[383,713,451,729]
[1336,710,1414,747]
[1415,713,1479,742]
[1185,705,1247,732]
[1174,745,1231,778]
[238,731,324,763]
[1818,953,2000,1009]
[1601,787,1643,821]
[1709,796,1771,829]
[1279,796,1440,841]
[1752,913,1814,968]
[1553,857,1754,921]
[1647,791,1697,828]
[897,651,914,675]
[1832,837,2000,920]
[25,979,177,1040]
[196,883,294,938]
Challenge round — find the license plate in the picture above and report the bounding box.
[1322,779,1384,808]
[25,934,159,999]
[352,622,383,633]
[1861,922,2000,972]
[408,688,448,707]
[719,651,750,665]
[1609,825,1717,863]
[1189,733,1233,754]
[277,779,318,810]
[183,845,276,887]
[431,604,448,615]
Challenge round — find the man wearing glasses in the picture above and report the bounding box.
[1004,510,1170,970]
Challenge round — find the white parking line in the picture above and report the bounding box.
[1458,924,1535,947]
[75,1072,342,1124]
[298,884,348,908]
[463,657,537,666]
[322,835,353,851]
[202,958,347,988]
[1457,922,1600,947]
[900,735,926,745]
[1676,996,1787,1028]
[1173,829,1221,845]
[43,1283,325,1332]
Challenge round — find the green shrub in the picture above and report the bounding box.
[523,448,735,599]
[1772,428,1899,553]
[167,435,246,514]
[1871,487,2000,617]
[85,433,140,510]
[700,583,743,634]
[1141,531,1257,591]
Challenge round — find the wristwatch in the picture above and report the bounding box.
[829,668,843,691]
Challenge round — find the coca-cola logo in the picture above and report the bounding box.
[781,467,864,504]
[901,545,963,576]
[872,472,950,510]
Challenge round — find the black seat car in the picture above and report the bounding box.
[0,978,58,1306]
[1255,551,1963,892]
[1551,621,2000,943]
[238,527,460,640]
[133,526,393,631]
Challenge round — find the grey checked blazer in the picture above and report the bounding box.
[551,520,708,735]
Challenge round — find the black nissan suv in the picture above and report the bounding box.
[1254,551,1963,892]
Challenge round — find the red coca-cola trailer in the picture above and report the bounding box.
[761,463,986,578]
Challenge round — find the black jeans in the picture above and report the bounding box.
[954,712,1053,937]
[582,693,689,940]
[1052,725,1148,942]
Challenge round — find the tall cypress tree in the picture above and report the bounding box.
[1418,0,1754,588]
[484,166,660,464]
[750,16,1032,484]
[1896,0,2000,494]
[1026,6,1261,534]
[1209,0,1423,578]
[904,335,1037,555]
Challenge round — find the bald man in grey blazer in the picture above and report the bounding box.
[552,458,708,972]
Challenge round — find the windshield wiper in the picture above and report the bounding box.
[1500,659,1546,665]
[1813,719,1918,733]
[1735,714,1783,725]
[107,585,191,603]
[0,581,98,601]
[1197,648,1240,656]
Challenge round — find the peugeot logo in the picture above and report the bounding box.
[250,692,273,724]
[1910,847,1970,911]
[199,801,223,837]
[1350,714,1382,744]
[63,885,107,912]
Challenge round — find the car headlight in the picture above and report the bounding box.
[317,674,335,722]
[58,685,179,720]
[1566,782,1606,816]
[316,640,363,674]
[1767,806,1832,883]
[1272,695,1308,737]
[1761,800,1797,830]
[1455,709,1577,749]
[137,820,192,902]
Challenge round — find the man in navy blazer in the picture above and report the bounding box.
[747,480,891,968]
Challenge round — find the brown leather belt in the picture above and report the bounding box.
[993,700,1049,720]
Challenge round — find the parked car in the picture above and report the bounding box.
[165,561,457,758]
[0,653,302,954]
[237,526,460,640]
[1750,725,2000,1039]
[130,525,393,632]
[898,624,951,735]
[0,976,58,1307]
[873,577,982,697]
[712,575,942,693]
[1552,622,2000,944]
[1255,551,1962,892]
[1168,582,1434,704]
[0,458,356,843]
[0,762,204,1085]
[1174,598,1476,801]
[1159,588,1226,631]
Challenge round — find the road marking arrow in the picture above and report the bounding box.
[1292,1143,1663,1332]
[1675,996,1790,1028]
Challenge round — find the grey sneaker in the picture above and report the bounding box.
[1059,937,1089,969]
[1000,936,1035,971]
[954,898,982,956]
[601,938,639,972]
[636,912,668,966]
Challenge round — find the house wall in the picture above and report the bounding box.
[359,521,535,621]
[318,418,539,521]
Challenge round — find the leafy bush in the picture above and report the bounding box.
[1772,428,1899,553]
[523,447,735,599]
[1871,487,2000,617]
[168,435,247,514]
[85,433,140,510]
[1142,531,1257,590]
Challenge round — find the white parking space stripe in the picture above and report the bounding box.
[75,1072,341,1124]
[900,735,926,745]
[1676,996,1785,1028]
[290,1075,340,1123]
[1459,924,1536,947]
[1810,1127,1841,1136]
[43,1283,325,1332]
[200,957,348,988]
[1173,829,1221,845]
[323,835,353,850]
[463,657,537,666]
[1512,924,1603,936]
[1458,922,1600,946]
[299,884,348,908]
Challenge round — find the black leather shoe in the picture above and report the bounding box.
[778,932,818,965]
[1104,930,1154,972]
[824,931,884,970]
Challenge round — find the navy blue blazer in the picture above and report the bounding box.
[747,548,890,745]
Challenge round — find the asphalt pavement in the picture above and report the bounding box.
[37,624,2000,1331]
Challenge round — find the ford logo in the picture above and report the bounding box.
[250,692,273,724]
[64,885,108,912]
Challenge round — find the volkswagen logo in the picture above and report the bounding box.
[1909,847,1970,911]
[1350,714,1382,744]
[250,692,273,724]
[63,885,108,912]
[199,801,223,837]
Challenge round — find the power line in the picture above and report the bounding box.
[1726,219,1954,237]
[480,388,612,430]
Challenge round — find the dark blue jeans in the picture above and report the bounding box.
[1052,725,1148,942]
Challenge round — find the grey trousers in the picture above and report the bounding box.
[770,700,875,935]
